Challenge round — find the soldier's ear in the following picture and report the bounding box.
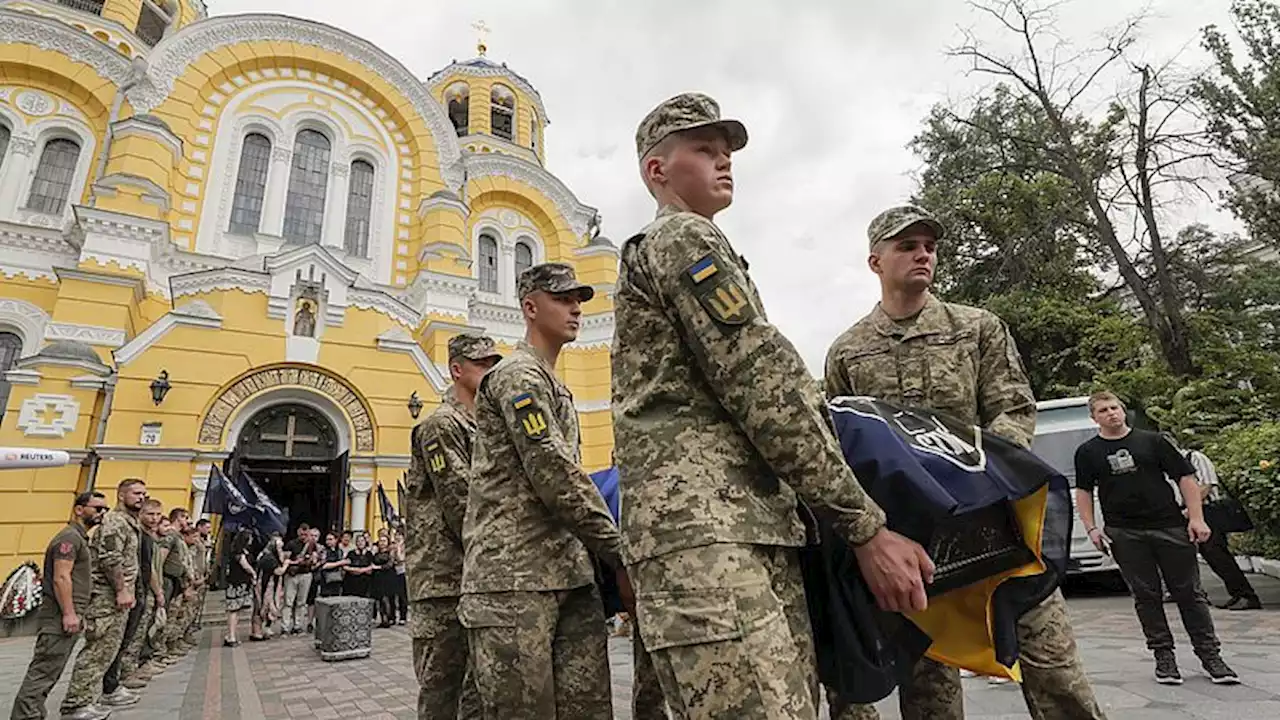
[867,251,882,275]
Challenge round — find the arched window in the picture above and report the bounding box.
[514,241,533,279]
[25,138,81,215]
[57,0,104,15]
[446,83,469,137]
[282,129,331,244]
[490,85,515,142]
[478,234,498,293]
[0,124,10,172]
[0,331,23,420]
[228,133,271,234]
[530,108,538,152]
[135,0,174,47]
[344,160,375,257]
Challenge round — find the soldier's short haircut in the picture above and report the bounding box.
[168,507,189,522]
[142,498,163,510]
[73,491,104,508]
[1087,391,1125,414]
[195,518,211,528]
[118,478,145,492]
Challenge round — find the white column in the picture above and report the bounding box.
[321,161,350,250]
[348,482,371,532]
[191,465,210,519]
[0,133,37,219]
[261,145,292,236]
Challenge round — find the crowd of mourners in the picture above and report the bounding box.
[223,523,408,644]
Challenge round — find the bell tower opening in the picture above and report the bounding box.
[234,404,340,535]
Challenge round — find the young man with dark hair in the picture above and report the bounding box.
[281,523,317,634]
[10,492,107,720]
[1075,392,1239,686]
[109,498,165,695]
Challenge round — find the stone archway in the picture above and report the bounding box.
[199,365,375,452]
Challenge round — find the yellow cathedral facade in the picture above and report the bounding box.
[0,0,620,577]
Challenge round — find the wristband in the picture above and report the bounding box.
[1087,527,1101,535]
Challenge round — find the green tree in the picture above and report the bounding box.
[1197,0,1280,246]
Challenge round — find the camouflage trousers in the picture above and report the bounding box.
[185,584,207,642]
[629,543,819,720]
[458,584,612,719]
[630,615,667,720]
[833,589,1106,720]
[410,596,481,720]
[162,594,195,657]
[118,601,156,679]
[60,610,128,712]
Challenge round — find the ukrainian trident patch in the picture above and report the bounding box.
[425,438,446,474]
[686,254,757,328]
[513,392,548,440]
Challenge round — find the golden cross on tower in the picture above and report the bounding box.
[472,20,490,57]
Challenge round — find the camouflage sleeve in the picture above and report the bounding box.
[421,415,471,541]
[406,423,427,494]
[823,342,855,400]
[977,314,1037,448]
[490,366,623,567]
[94,514,126,589]
[633,215,886,545]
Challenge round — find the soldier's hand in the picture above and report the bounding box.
[116,588,136,610]
[62,612,81,635]
[616,566,637,616]
[853,527,934,614]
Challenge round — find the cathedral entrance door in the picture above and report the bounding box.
[235,404,339,537]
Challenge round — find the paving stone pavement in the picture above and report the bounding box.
[3,571,1280,719]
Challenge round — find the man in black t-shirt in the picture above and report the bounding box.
[1074,391,1238,687]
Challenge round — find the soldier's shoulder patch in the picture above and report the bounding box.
[512,392,548,440]
[424,436,446,475]
[685,254,756,329]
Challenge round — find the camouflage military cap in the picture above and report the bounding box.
[447,333,501,363]
[635,92,749,159]
[517,262,595,302]
[867,205,946,251]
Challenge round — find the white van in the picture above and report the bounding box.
[1031,397,1120,578]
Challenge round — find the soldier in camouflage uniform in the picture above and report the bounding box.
[823,205,1106,720]
[60,478,146,720]
[611,92,934,719]
[405,332,500,720]
[459,263,622,719]
[183,520,211,648]
[158,519,197,664]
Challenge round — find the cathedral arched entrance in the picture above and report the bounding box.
[232,403,345,536]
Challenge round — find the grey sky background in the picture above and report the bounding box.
[209,0,1237,372]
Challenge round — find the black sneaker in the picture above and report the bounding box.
[1227,597,1263,611]
[1202,656,1240,685]
[1154,651,1183,685]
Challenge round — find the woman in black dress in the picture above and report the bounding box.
[371,535,394,628]
[224,528,257,646]
[342,532,375,598]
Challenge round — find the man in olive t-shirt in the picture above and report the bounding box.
[10,491,109,720]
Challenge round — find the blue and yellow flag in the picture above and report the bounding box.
[807,397,1071,702]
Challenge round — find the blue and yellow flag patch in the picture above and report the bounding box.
[687,255,719,284]
[512,392,547,440]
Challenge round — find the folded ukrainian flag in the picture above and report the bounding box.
[811,396,1070,695]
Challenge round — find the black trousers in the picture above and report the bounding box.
[1198,529,1259,601]
[103,594,146,695]
[1109,526,1221,658]
[393,573,408,622]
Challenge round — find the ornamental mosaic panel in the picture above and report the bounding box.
[199,366,375,451]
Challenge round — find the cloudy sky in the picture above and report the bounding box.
[210,0,1235,371]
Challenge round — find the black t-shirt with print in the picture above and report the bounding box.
[1074,428,1196,530]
